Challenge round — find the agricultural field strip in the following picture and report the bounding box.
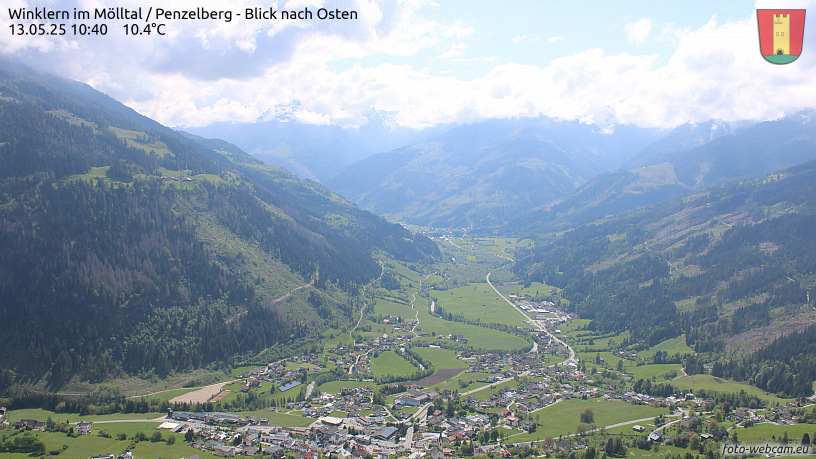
[169,380,238,404]
[125,386,198,399]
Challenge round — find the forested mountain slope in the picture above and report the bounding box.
[0,63,438,390]
[514,159,816,397]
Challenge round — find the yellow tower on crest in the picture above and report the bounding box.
[773,13,791,55]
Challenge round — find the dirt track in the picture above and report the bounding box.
[169,380,235,404]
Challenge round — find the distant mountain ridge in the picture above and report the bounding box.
[511,111,816,233]
[326,118,661,229]
[185,112,443,181]
[620,119,743,169]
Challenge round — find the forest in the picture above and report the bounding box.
[712,323,816,398]
[514,159,816,396]
[0,64,438,391]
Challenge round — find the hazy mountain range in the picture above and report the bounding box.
[194,110,816,232]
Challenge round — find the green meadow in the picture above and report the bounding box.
[672,374,791,404]
[513,399,668,442]
[371,350,420,378]
[434,283,527,327]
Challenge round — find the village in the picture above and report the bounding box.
[3,297,812,459]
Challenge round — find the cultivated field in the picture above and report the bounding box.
[169,380,235,404]
[413,368,466,387]
[371,350,419,378]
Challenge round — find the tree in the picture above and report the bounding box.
[708,419,720,432]
[690,433,701,450]
[461,440,474,456]
[580,407,595,424]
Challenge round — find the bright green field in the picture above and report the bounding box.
[561,319,592,333]
[109,126,172,157]
[372,298,414,320]
[671,374,792,404]
[514,399,668,441]
[125,387,199,404]
[3,408,165,424]
[737,423,816,443]
[413,347,468,369]
[465,237,521,258]
[639,335,693,359]
[237,410,316,427]
[626,363,682,381]
[580,351,627,370]
[434,283,527,327]
[0,421,218,459]
[371,350,419,378]
[411,300,530,352]
[317,380,376,394]
[66,166,111,183]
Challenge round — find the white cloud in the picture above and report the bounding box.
[548,36,564,43]
[625,17,653,44]
[513,34,543,44]
[4,0,816,130]
[438,42,468,58]
[111,6,816,129]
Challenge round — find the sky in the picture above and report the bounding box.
[2,0,815,129]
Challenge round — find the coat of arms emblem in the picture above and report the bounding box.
[757,9,806,64]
